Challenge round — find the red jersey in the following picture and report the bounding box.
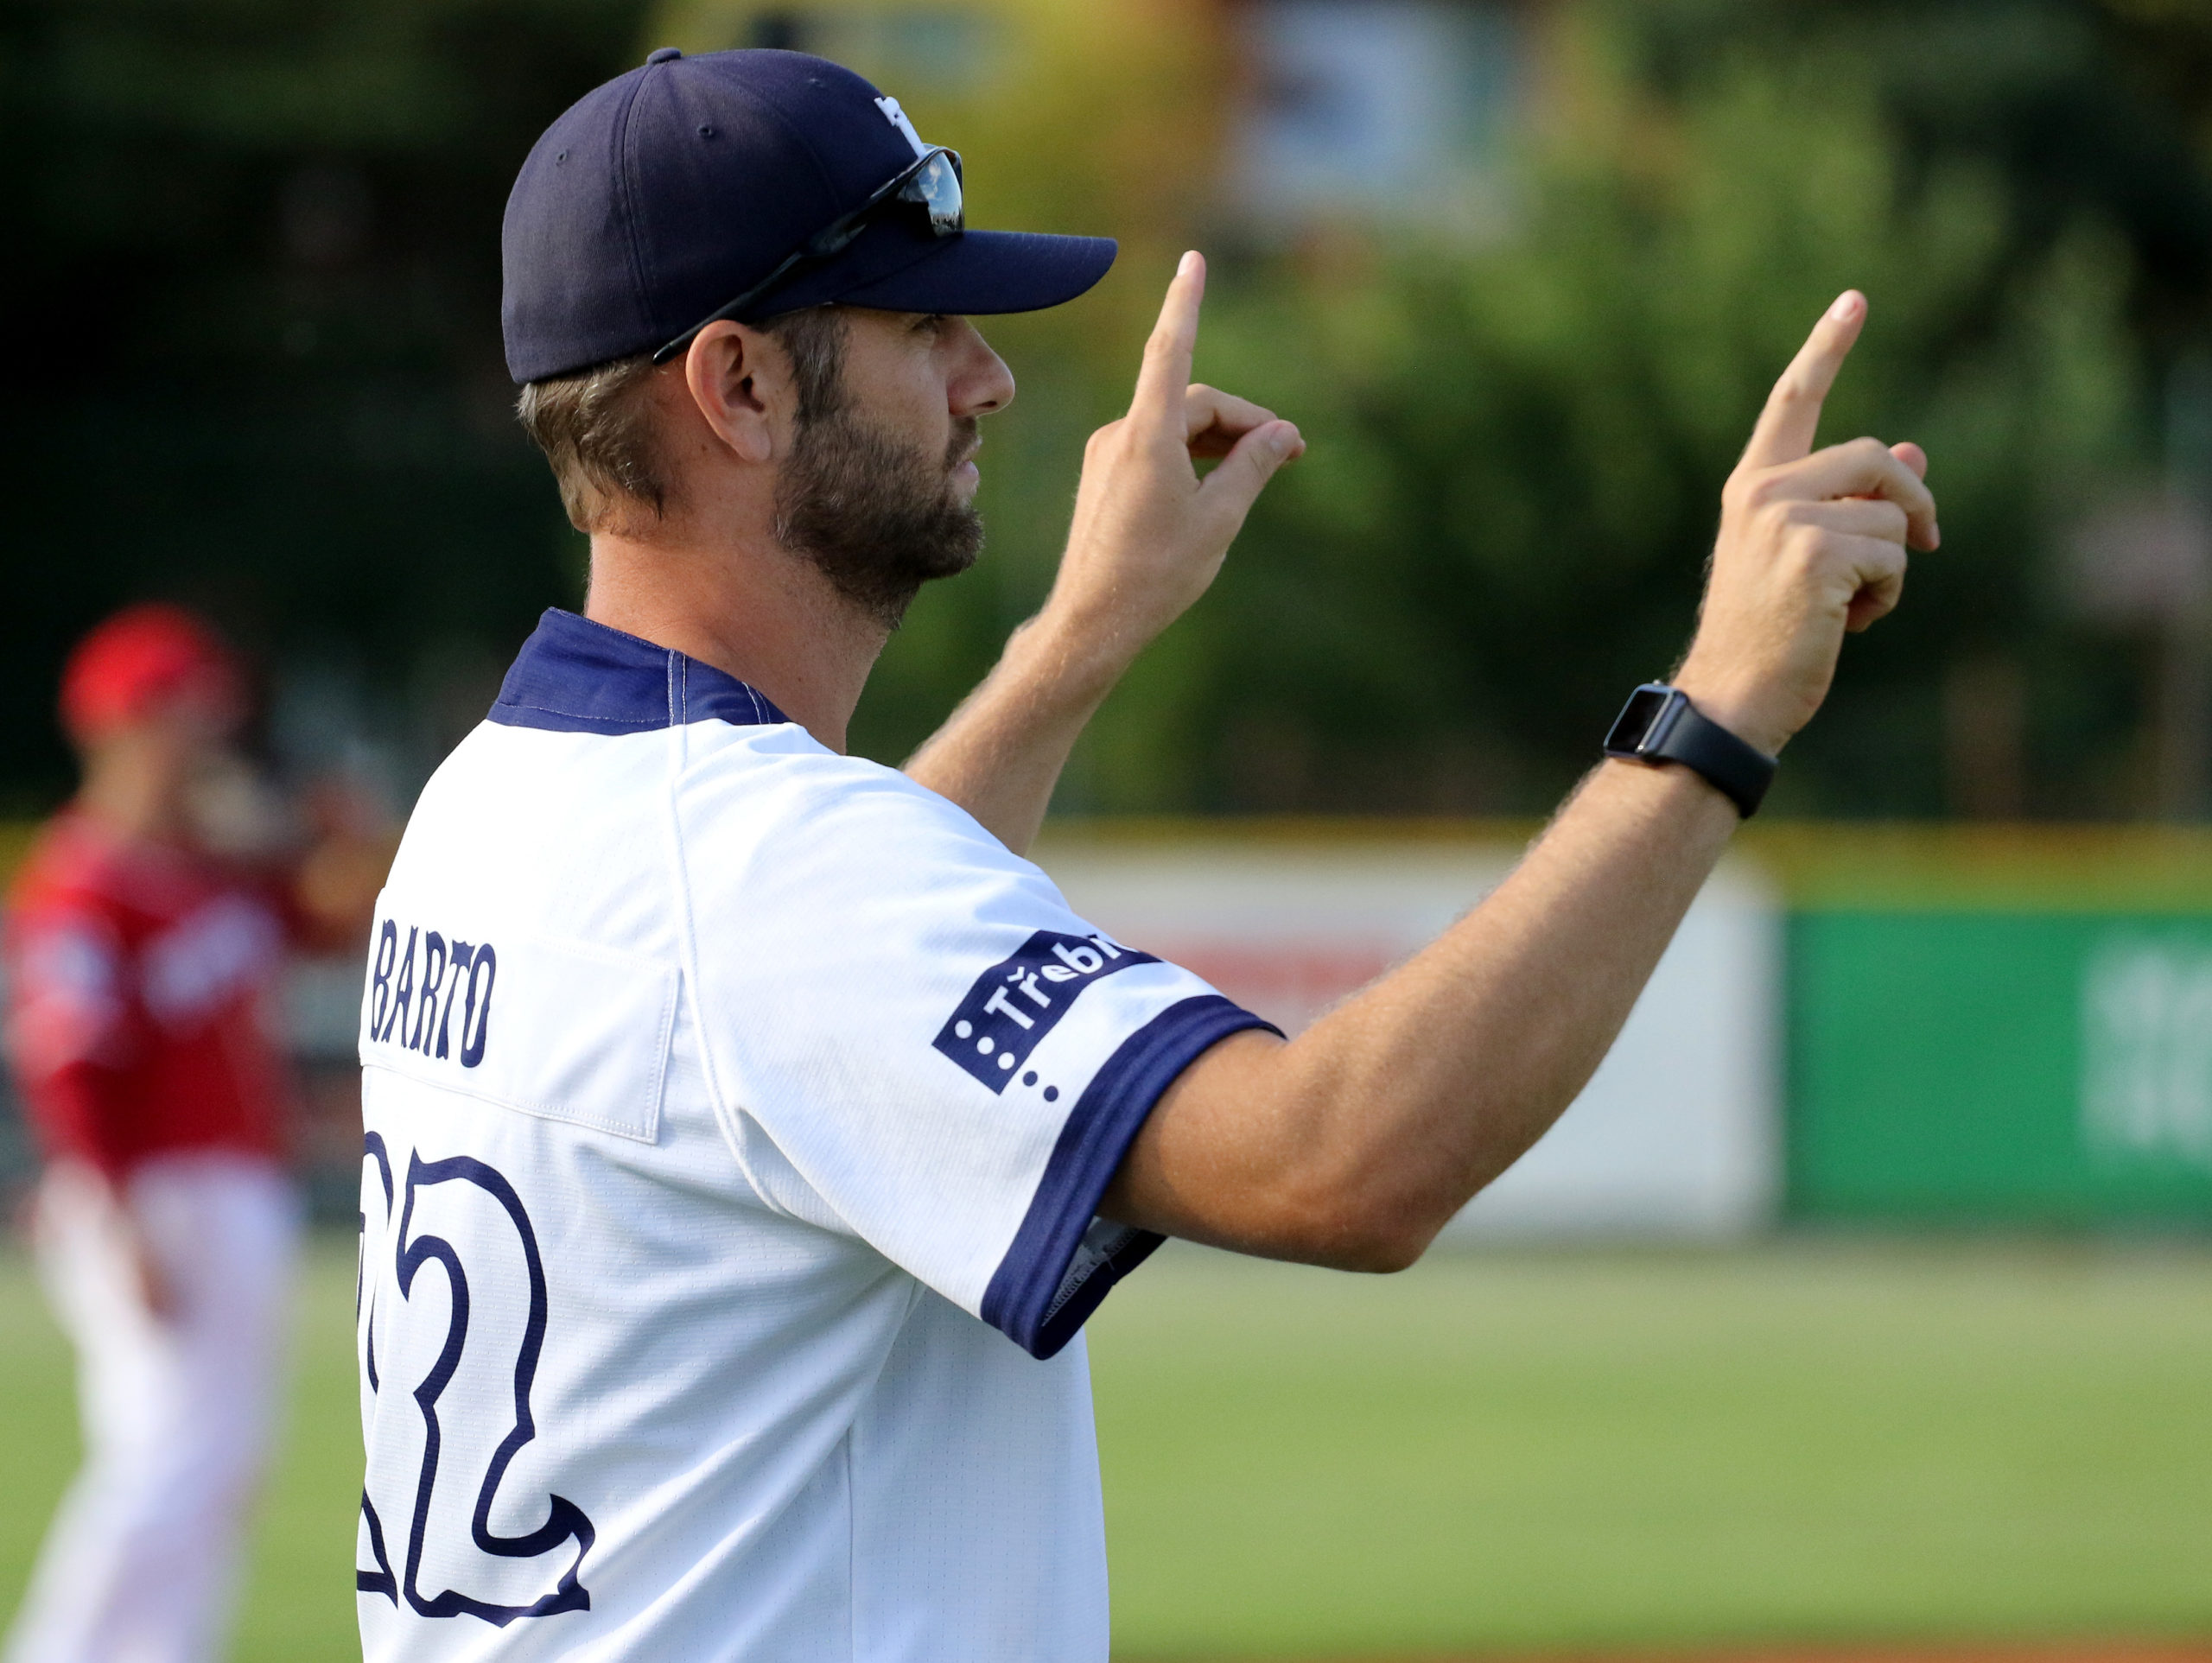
[4,811,294,1177]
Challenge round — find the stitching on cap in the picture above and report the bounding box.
[609,73,658,337]
[493,696,660,728]
[729,79,848,210]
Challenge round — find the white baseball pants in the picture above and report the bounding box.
[5,1152,300,1663]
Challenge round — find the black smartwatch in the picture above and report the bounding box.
[1602,683,1776,817]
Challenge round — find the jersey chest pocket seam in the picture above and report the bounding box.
[360,1040,671,1145]
[360,924,677,1145]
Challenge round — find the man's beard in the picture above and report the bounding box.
[773,409,984,631]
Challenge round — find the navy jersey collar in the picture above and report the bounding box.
[489,609,789,735]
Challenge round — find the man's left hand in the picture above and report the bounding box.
[900,251,1301,854]
[1041,251,1305,675]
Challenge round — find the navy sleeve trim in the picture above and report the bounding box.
[980,993,1280,1360]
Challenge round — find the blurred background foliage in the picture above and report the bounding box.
[1182,51,2147,817]
[6,0,2212,819]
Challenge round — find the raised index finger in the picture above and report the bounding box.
[1740,290,1868,470]
[1131,251,1205,429]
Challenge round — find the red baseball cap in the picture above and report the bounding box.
[60,604,244,742]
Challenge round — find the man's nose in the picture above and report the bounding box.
[950,319,1014,416]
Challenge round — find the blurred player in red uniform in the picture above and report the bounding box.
[3,605,377,1663]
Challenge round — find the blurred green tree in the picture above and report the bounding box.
[652,1,1238,773]
[849,0,2206,820]
[1141,58,2145,816]
[0,0,649,802]
[3,0,2209,822]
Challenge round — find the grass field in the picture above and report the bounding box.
[2,1237,2209,1660]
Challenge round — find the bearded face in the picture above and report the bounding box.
[769,313,984,631]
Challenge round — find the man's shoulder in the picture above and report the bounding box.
[675,726,1015,871]
[8,815,171,930]
[400,717,680,845]
[404,710,938,845]
[382,720,683,926]
[9,819,91,912]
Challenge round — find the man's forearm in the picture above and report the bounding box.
[902,612,1124,855]
[1102,288,1934,1271]
[1103,759,1740,1266]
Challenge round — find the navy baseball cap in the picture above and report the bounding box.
[501,48,1118,384]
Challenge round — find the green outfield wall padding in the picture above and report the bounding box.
[1789,911,2212,1222]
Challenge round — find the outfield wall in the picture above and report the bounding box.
[1043,835,1782,1239]
[3,820,2211,1235]
[1791,912,2212,1222]
[1762,825,2212,1225]
[1042,822,2212,1237]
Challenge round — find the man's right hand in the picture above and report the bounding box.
[1043,250,1304,677]
[123,1216,178,1324]
[1673,289,1939,757]
[48,1166,181,1323]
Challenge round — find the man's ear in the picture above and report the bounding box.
[683,321,779,465]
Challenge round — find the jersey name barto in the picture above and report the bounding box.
[365,920,496,1067]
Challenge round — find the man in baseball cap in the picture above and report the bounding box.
[357,41,1935,1663]
[359,46,1305,1662]
[493,47,1295,644]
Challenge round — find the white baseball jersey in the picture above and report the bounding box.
[354,609,1269,1662]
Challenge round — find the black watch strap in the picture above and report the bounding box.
[1602,683,1777,818]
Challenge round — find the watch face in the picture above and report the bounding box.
[1605,685,1675,755]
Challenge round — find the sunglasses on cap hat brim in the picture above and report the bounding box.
[651,146,964,365]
